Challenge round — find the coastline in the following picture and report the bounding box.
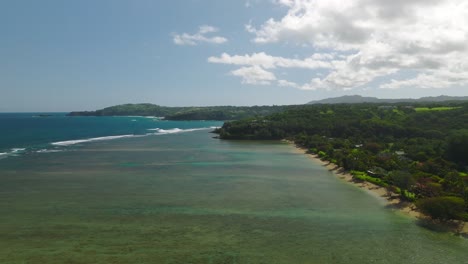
[286,141,468,237]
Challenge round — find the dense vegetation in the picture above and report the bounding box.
[68,104,181,117]
[216,102,468,222]
[68,104,297,121]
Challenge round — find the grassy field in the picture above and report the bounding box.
[414,106,461,112]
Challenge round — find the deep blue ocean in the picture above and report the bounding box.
[0,113,222,158]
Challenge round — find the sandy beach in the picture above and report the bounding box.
[287,141,468,237]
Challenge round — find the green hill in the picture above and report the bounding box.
[68,104,299,121]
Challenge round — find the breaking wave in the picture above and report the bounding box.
[51,135,137,146]
[50,127,213,147]
[147,127,212,135]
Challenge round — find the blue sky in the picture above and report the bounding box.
[1,0,468,112]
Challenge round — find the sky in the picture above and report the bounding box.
[1,0,468,112]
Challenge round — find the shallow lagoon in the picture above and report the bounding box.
[0,130,467,263]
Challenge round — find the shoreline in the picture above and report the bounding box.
[285,140,468,237]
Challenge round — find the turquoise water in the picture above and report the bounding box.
[0,113,221,157]
[0,118,467,263]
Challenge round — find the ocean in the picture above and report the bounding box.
[0,114,467,263]
[0,113,221,158]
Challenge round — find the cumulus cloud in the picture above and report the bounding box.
[208,52,334,69]
[381,71,468,89]
[231,66,277,85]
[278,79,299,88]
[173,25,228,46]
[216,0,468,90]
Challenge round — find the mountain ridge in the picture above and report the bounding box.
[307,95,468,104]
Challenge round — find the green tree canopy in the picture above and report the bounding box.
[416,196,467,221]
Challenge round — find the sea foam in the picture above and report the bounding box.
[148,127,210,135]
[36,149,63,153]
[0,148,26,158]
[50,127,212,147]
[11,148,26,152]
[51,135,136,146]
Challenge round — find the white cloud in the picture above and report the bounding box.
[173,25,228,46]
[215,0,468,91]
[278,79,299,88]
[381,71,468,90]
[245,0,263,8]
[209,52,339,88]
[230,66,303,88]
[231,66,277,85]
[208,52,334,69]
